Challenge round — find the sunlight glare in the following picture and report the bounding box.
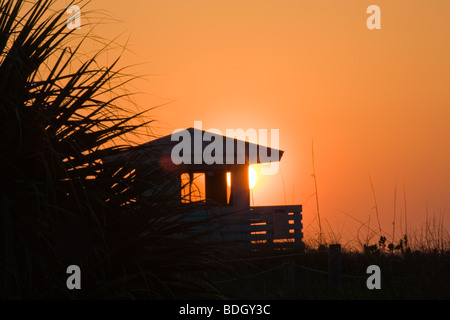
[227,165,258,189]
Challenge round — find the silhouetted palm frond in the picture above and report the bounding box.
[0,0,230,299]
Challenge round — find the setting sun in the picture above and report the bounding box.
[227,165,258,189]
[249,165,257,189]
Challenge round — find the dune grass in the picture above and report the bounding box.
[0,0,232,299]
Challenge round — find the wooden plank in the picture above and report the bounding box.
[250,233,271,241]
[250,224,272,232]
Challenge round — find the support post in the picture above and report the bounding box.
[328,244,341,290]
[284,259,295,297]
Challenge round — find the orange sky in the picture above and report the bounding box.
[73,0,450,247]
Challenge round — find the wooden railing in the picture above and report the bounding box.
[188,205,303,248]
[248,205,303,244]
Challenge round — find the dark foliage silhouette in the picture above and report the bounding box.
[0,0,228,299]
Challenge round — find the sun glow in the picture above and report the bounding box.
[249,165,257,189]
[227,165,258,189]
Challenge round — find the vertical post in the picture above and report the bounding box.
[293,208,303,251]
[230,165,250,243]
[230,165,250,209]
[284,259,295,297]
[328,244,341,290]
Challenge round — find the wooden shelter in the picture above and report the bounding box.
[143,128,303,248]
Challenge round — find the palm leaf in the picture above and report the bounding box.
[1,0,231,299]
